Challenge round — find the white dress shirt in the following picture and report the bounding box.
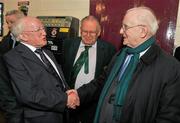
[21,42,62,79]
[74,41,97,89]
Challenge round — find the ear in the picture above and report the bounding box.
[80,27,83,35]
[97,29,101,37]
[140,26,148,38]
[18,33,28,42]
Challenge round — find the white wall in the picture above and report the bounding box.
[174,1,180,48]
[2,0,89,36]
[1,0,180,49]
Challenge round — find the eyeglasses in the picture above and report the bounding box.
[81,30,97,36]
[23,27,46,33]
[121,24,146,31]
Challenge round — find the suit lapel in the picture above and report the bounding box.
[16,43,45,68]
[68,38,81,71]
[16,44,69,90]
[43,49,69,89]
[95,40,105,78]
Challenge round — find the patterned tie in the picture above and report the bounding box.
[71,46,91,84]
[35,49,66,90]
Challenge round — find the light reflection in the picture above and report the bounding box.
[166,21,175,41]
[95,2,106,15]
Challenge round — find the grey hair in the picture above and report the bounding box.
[126,6,159,35]
[5,10,25,19]
[81,15,101,32]
[11,18,25,41]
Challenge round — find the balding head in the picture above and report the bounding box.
[120,6,158,48]
[125,6,159,35]
[81,15,101,32]
[80,15,101,45]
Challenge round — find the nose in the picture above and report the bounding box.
[119,27,124,34]
[87,32,91,36]
[42,29,46,36]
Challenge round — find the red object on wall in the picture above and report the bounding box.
[90,0,179,54]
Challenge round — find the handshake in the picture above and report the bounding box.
[66,89,80,109]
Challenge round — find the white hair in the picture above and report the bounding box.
[11,17,25,41]
[126,6,159,35]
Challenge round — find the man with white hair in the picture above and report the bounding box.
[76,6,180,123]
[0,10,25,123]
[63,15,116,123]
[3,16,80,123]
[0,10,25,54]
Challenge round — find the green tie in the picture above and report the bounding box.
[71,46,91,82]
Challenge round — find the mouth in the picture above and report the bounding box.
[122,35,126,40]
[43,37,47,41]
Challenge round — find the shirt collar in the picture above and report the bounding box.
[21,42,37,52]
[79,41,97,49]
[139,47,150,57]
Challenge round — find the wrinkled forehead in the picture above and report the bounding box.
[25,19,44,29]
[122,11,139,25]
[123,8,150,25]
[82,19,98,27]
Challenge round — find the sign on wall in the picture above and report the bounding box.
[18,0,30,16]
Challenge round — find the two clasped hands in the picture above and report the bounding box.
[66,89,80,109]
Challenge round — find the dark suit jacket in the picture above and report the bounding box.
[174,46,180,61]
[78,44,180,123]
[4,43,69,123]
[0,32,17,54]
[62,37,116,87]
[0,32,22,123]
[62,37,116,123]
[0,54,23,123]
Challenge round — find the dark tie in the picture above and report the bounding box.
[71,46,91,84]
[35,49,66,90]
[11,34,18,48]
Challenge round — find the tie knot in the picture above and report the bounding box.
[84,46,91,51]
[35,49,43,54]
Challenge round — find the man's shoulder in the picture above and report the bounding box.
[1,33,11,42]
[4,44,25,58]
[146,44,180,69]
[97,39,115,49]
[4,47,18,58]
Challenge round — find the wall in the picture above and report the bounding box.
[2,0,89,36]
[175,1,180,48]
[1,0,180,50]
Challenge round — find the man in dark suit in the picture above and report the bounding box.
[3,16,80,123]
[0,10,24,123]
[63,15,116,123]
[0,10,25,54]
[76,7,180,123]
